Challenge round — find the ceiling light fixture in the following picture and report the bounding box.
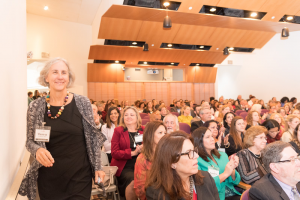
[144,62,147,64]
[250,12,257,17]
[287,16,294,21]
[199,46,204,48]
[272,16,275,19]
[229,47,234,50]
[163,2,170,7]
[189,7,192,10]
[44,5,49,10]
[196,64,199,66]
[115,60,119,63]
[223,47,229,55]
[282,27,289,37]
[167,44,172,47]
[210,7,216,12]
[171,63,174,65]
[143,43,149,51]
[132,42,137,45]
[163,2,172,28]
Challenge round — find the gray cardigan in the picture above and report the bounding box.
[18,94,107,200]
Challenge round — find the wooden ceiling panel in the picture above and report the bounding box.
[172,25,216,45]
[234,31,276,48]
[136,21,181,48]
[204,28,247,47]
[98,17,143,40]
[217,0,268,11]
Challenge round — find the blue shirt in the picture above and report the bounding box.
[274,176,298,200]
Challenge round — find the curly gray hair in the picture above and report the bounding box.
[38,57,75,88]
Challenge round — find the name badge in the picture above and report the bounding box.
[135,134,143,144]
[34,123,51,142]
[208,165,219,177]
[218,148,225,153]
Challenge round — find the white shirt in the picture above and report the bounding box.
[248,100,253,107]
[274,176,297,200]
[101,123,117,153]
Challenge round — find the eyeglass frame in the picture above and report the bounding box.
[178,147,199,159]
[273,155,300,164]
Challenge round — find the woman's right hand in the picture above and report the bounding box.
[36,148,55,167]
[224,159,235,177]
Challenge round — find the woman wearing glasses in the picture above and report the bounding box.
[262,119,281,144]
[290,124,300,154]
[236,126,268,185]
[145,131,219,200]
[193,127,241,200]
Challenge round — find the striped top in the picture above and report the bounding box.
[236,149,267,185]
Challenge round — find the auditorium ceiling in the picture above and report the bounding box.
[89,0,300,67]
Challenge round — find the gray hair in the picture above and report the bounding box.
[199,107,210,115]
[262,141,292,173]
[163,114,179,131]
[250,104,262,112]
[38,57,75,88]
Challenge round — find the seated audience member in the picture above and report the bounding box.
[102,102,112,123]
[102,106,121,162]
[219,96,224,104]
[163,113,179,134]
[280,97,289,107]
[223,112,235,135]
[281,115,300,142]
[284,104,291,115]
[262,102,277,120]
[191,107,212,133]
[143,101,154,114]
[232,100,239,110]
[291,97,298,108]
[258,99,267,109]
[138,102,145,113]
[216,106,230,123]
[96,101,105,115]
[193,127,241,200]
[214,104,223,118]
[178,106,193,126]
[272,97,277,101]
[152,99,158,108]
[270,113,285,135]
[134,121,166,200]
[145,131,220,200]
[278,107,287,119]
[189,101,196,117]
[159,106,168,121]
[111,107,144,198]
[170,101,181,114]
[262,119,281,144]
[191,105,201,123]
[124,100,129,107]
[203,120,225,149]
[32,90,41,100]
[28,91,34,106]
[150,111,162,122]
[225,116,245,157]
[250,104,262,114]
[290,124,300,154]
[170,99,176,107]
[248,95,256,107]
[91,104,104,128]
[120,101,124,109]
[240,100,250,112]
[246,111,261,130]
[292,108,300,118]
[236,126,268,185]
[249,141,300,200]
[134,100,140,109]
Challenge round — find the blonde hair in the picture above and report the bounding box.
[38,57,75,88]
[180,105,190,116]
[270,113,286,128]
[285,114,299,131]
[246,111,260,125]
[119,106,142,130]
[244,126,268,148]
[250,104,262,112]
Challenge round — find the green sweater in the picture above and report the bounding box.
[197,151,241,200]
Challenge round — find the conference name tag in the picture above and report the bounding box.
[208,166,219,177]
[218,148,225,153]
[34,123,51,142]
[135,134,143,143]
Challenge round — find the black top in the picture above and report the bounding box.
[225,133,244,157]
[190,120,204,133]
[290,141,300,154]
[124,132,139,169]
[38,97,92,199]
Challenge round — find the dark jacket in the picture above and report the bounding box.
[190,120,204,133]
[249,173,300,200]
[290,141,300,154]
[146,171,220,200]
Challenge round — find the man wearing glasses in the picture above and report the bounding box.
[249,141,300,200]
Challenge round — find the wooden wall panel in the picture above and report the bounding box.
[88,82,214,106]
[87,63,124,82]
[194,67,217,83]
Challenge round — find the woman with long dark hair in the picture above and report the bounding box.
[225,116,245,157]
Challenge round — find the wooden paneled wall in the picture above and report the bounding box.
[88,82,215,105]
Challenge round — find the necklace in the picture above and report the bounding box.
[46,91,69,119]
[189,176,194,200]
[247,148,261,158]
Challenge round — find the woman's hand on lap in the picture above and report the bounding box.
[36,148,55,167]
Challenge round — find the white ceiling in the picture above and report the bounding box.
[26,0,103,25]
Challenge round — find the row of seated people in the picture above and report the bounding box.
[91,100,300,200]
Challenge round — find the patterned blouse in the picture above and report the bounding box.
[134,153,152,200]
[18,94,107,200]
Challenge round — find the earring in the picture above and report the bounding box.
[171,164,176,169]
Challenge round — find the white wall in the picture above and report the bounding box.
[0,0,27,198]
[27,13,92,96]
[216,31,300,102]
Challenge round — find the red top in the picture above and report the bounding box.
[134,153,152,200]
[102,111,107,123]
[193,189,197,200]
[110,126,144,176]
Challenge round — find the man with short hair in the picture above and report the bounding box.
[170,101,181,114]
[163,114,179,134]
[249,141,300,200]
[96,101,105,114]
[28,91,34,106]
[191,105,201,123]
[190,107,211,133]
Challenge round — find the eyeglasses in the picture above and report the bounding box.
[178,148,198,159]
[255,136,267,140]
[275,155,300,164]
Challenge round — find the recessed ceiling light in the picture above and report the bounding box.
[229,47,234,50]
[171,63,174,64]
[184,64,185,65]
[200,46,204,48]
[189,7,192,10]
[144,62,147,64]
[115,60,119,63]
[152,44,154,46]
[216,48,219,50]
[44,5,49,10]
[132,42,137,45]
[167,44,172,47]
[210,7,216,12]
[163,2,170,7]
[272,16,275,19]
[250,12,257,17]
[196,64,199,66]
[287,16,294,21]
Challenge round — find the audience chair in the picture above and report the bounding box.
[143,116,150,120]
[240,189,250,200]
[261,109,269,114]
[179,123,191,134]
[171,112,179,117]
[142,119,149,125]
[139,113,148,119]
[235,110,244,116]
[166,106,171,111]
[240,112,248,120]
[91,151,120,200]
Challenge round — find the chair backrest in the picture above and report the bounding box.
[179,123,191,134]
[261,109,269,114]
[142,119,149,125]
[235,110,244,116]
[166,106,171,111]
[240,189,250,200]
[101,151,110,166]
[171,112,179,117]
[140,113,148,119]
[240,112,248,120]
[143,116,150,120]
